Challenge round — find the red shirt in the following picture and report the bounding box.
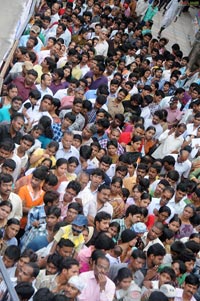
[12,77,36,102]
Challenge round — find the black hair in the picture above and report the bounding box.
[159,266,176,281]
[58,238,75,249]
[66,180,81,194]
[15,282,35,301]
[125,205,141,218]
[94,233,115,250]
[4,245,21,262]
[147,243,166,257]
[94,212,111,225]
[46,206,61,218]
[33,288,54,301]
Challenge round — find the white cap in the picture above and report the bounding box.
[160,284,176,298]
[68,276,85,292]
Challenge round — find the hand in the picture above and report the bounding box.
[168,127,175,135]
[144,266,158,281]
[98,273,107,291]
[32,220,40,228]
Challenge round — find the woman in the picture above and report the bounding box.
[177,204,196,239]
[126,136,142,162]
[3,218,20,246]
[0,201,13,230]
[62,65,72,86]
[27,124,44,155]
[141,126,156,155]
[110,177,124,219]
[107,139,119,164]
[146,205,171,229]
[37,116,54,148]
[167,214,182,235]
[0,84,18,108]
[52,159,68,191]
[119,230,138,263]
[29,141,59,168]
[48,98,61,124]
[125,184,143,210]
[114,267,141,301]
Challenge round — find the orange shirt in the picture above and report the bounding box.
[18,184,44,229]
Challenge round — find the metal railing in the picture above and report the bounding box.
[0,257,19,301]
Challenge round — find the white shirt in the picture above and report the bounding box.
[94,40,109,57]
[170,154,192,179]
[56,143,79,160]
[14,144,29,169]
[152,130,184,159]
[87,196,113,218]
[77,182,98,212]
[144,119,163,139]
[30,107,53,125]
[168,195,187,215]
[36,84,53,99]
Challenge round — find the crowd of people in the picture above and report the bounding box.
[0,0,200,300]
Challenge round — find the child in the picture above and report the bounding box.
[21,89,41,121]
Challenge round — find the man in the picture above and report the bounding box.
[152,123,186,159]
[87,212,111,246]
[53,112,76,142]
[76,168,105,213]
[73,124,97,147]
[12,69,38,101]
[0,173,22,220]
[107,88,128,118]
[144,110,164,139]
[30,94,53,124]
[142,243,166,280]
[175,274,199,301]
[148,187,175,216]
[17,262,40,294]
[109,249,146,287]
[36,73,53,99]
[170,147,192,180]
[0,96,23,123]
[37,258,79,293]
[0,113,25,144]
[93,118,110,141]
[14,134,35,173]
[56,131,79,160]
[61,98,85,131]
[113,205,141,240]
[94,28,109,57]
[64,275,85,301]
[141,222,165,251]
[78,254,115,301]
[19,24,43,53]
[168,182,187,215]
[51,214,88,253]
[84,63,108,90]
[87,184,113,224]
[18,168,46,232]
[99,128,125,156]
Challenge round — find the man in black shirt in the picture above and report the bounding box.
[0,112,25,144]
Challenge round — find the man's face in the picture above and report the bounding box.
[46,262,58,275]
[17,264,34,283]
[0,148,12,163]
[20,139,33,152]
[91,174,103,188]
[160,190,173,206]
[62,134,73,150]
[0,181,12,196]
[175,189,186,202]
[11,100,22,112]
[73,102,83,114]
[64,188,77,203]
[65,265,79,281]
[152,255,164,267]
[97,188,110,204]
[57,246,74,258]
[40,98,52,112]
[17,257,30,272]
[64,283,80,299]
[136,168,147,180]
[46,214,59,228]
[94,258,109,279]
[175,126,185,137]
[134,127,145,137]
[97,219,110,232]
[147,226,162,241]
[66,207,78,223]
[130,257,146,272]
[43,74,52,86]
[31,176,42,189]
[99,161,110,172]
[82,127,92,140]
[3,255,15,268]
[152,115,160,125]
[12,117,24,132]
[25,74,36,86]
[148,167,158,180]
[183,283,198,299]
[159,272,172,286]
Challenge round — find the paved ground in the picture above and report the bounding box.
[151,7,199,56]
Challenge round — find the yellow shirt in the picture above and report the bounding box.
[54,225,84,252]
[30,148,56,168]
